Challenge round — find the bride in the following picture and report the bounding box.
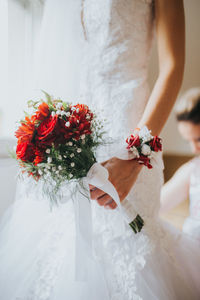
[0,0,200,299]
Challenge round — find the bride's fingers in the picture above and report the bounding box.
[97,194,112,206]
[105,200,117,210]
[89,184,96,191]
[90,187,105,200]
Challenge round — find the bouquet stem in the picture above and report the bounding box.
[129,215,144,233]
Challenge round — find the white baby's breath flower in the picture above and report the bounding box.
[130,146,139,158]
[51,111,56,117]
[47,157,52,163]
[46,165,51,170]
[58,155,62,160]
[81,134,85,140]
[46,149,50,154]
[70,153,75,158]
[55,170,59,174]
[69,173,73,178]
[64,155,67,158]
[71,162,75,167]
[139,126,153,143]
[141,144,151,156]
[65,121,70,127]
[77,148,82,153]
[38,169,43,175]
[52,167,56,172]
[68,141,73,146]
[58,166,62,170]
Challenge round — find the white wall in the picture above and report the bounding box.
[149,0,200,155]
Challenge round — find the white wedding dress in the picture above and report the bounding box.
[1,0,200,299]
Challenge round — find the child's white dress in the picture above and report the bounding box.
[183,157,200,242]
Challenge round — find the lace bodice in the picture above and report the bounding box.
[80,0,155,142]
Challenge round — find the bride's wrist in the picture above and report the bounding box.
[126,125,162,169]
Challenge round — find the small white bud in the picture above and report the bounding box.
[69,173,73,178]
[38,169,43,175]
[77,148,82,153]
[66,112,70,117]
[141,144,151,156]
[56,170,59,174]
[68,141,73,146]
[58,166,62,170]
[70,153,74,158]
[64,155,67,158]
[46,149,50,154]
[47,157,52,163]
[71,162,75,167]
[58,155,62,160]
[65,121,70,127]
[52,167,56,172]
[81,134,86,140]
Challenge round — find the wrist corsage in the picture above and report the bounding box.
[126,126,162,169]
[125,126,162,233]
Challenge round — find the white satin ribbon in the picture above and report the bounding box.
[74,162,127,281]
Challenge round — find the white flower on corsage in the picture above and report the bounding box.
[141,144,151,156]
[130,146,140,158]
[139,126,153,143]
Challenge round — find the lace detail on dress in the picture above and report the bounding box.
[80,0,155,146]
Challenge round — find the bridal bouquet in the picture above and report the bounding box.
[14,93,104,200]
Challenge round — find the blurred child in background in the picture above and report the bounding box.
[161,88,200,241]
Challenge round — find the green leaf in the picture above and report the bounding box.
[41,90,52,105]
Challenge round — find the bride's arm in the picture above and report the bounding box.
[160,161,191,214]
[90,0,185,209]
[138,0,185,135]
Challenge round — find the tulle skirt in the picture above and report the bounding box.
[0,181,200,300]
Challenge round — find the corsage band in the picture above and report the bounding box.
[126,126,162,169]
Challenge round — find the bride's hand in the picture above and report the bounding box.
[89,157,143,209]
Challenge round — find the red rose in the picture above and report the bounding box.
[149,136,162,152]
[126,134,140,149]
[16,142,35,162]
[36,115,59,146]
